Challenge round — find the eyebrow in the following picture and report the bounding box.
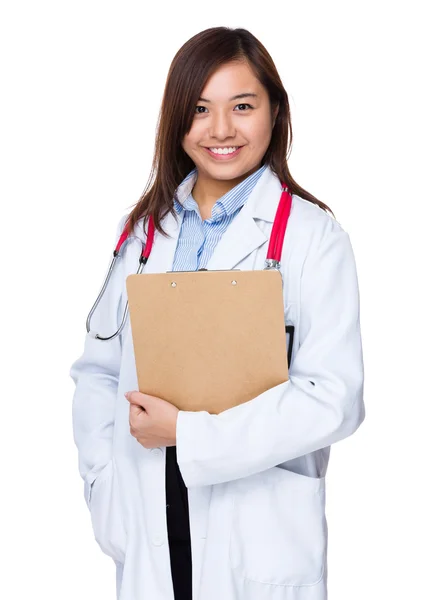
[197,93,258,103]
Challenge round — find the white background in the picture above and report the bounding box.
[1,1,430,598]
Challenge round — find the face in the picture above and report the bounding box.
[182,60,278,182]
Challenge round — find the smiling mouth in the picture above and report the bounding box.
[205,145,242,152]
[203,146,244,159]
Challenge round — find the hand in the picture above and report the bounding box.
[125,391,179,449]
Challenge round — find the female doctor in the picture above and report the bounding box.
[70,26,365,600]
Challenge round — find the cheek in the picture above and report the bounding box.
[182,134,192,154]
[250,118,273,147]
[183,123,203,149]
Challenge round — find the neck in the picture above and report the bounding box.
[192,164,261,214]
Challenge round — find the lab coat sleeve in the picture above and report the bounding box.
[69,214,128,508]
[176,222,365,488]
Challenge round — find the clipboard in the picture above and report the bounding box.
[125,269,289,415]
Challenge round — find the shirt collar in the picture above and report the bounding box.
[173,167,198,214]
[174,164,268,220]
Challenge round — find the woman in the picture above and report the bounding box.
[70,26,365,600]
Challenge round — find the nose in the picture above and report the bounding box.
[209,110,236,141]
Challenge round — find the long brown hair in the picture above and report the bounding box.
[126,27,334,238]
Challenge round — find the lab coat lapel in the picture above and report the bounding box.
[205,165,282,270]
[136,166,283,273]
[142,210,185,274]
[204,205,268,270]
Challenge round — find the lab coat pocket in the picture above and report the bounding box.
[229,467,326,587]
[89,459,127,564]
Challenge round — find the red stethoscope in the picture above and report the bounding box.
[86,182,292,341]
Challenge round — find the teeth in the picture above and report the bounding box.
[209,146,239,155]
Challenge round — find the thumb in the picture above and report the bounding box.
[125,391,147,407]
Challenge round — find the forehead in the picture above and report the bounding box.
[201,61,264,99]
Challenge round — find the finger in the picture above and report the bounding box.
[125,391,147,407]
[129,406,145,429]
[129,403,140,414]
[130,403,145,416]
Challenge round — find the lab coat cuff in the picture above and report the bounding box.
[176,409,210,488]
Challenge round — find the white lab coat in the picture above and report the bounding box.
[70,165,365,600]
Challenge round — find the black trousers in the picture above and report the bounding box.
[165,445,193,600]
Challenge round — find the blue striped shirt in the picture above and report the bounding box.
[172,164,267,271]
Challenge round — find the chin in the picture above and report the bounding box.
[205,167,247,181]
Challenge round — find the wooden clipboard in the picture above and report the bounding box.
[125,269,289,415]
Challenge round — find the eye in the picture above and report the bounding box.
[234,103,253,111]
[194,103,254,114]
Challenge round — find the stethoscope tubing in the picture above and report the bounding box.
[86,181,292,341]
